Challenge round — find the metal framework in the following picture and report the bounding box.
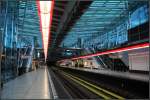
[61,0,128,47]
[18,0,42,48]
[0,0,42,83]
[60,0,148,49]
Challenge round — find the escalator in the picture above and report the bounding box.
[87,48,129,72]
[112,58,129,71]
[94,56,107,69]
[100,55,114,70]
[100,55,129,72]
[87,48,108,69]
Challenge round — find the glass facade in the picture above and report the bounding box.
[60,1,149,51]
[0,0,43,83]
[130,4,149,29]
[61,0,128,48]
[0,1,42,49]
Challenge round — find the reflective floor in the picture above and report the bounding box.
[1,67,51,99]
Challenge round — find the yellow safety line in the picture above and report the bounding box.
[63,72,110,99]
[63,72,125,100]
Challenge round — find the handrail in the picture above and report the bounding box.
[87,48,107,69]
[97,56,108,69]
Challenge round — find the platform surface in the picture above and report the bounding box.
[1,67,51,99]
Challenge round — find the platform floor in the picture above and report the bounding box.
[1,67,51,99]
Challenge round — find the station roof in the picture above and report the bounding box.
[17,0,148,57]
[18,0,41,47]
[60,0,147,47]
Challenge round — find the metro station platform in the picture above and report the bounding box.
[1,66,56,99]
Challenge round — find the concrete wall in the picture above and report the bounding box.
[128,49,149,71]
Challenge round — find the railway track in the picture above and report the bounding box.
[59,67,149,99]
[53,68,100,99]
[51,67,125,99]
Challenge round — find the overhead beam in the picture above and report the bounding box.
[54,6,65,12]
[52,17,60,22]
[52,1,78,47]
[55,2,65,7]
[19,24,40,28]
[18,33,39,37]
[18,27,40,31]
[52,21,59,25]
[51,25,57,28]
[18,29,40,34]
[53,14,61,18]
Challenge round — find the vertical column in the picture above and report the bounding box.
[0,0,2,92]
[0,25,2,94]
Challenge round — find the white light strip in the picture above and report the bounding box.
[38,1,53,61]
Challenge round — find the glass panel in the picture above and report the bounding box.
[130,5,149,29]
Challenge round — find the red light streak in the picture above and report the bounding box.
[60,43,149,62]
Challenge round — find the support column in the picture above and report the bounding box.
[0,28,3,94]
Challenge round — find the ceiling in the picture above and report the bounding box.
[50,1,69,44]
[17,0,148,61]
[18,0,41,47]
[60,0,148,48]
[50,1,92,48]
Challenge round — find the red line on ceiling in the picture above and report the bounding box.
[60,42,149,62]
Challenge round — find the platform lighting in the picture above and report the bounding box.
[37,0,54,61]
[60,43,149,62]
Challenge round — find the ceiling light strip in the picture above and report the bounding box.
[37,0,54,61]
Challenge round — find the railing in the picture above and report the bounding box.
[87,48,108,69]
[97,56,108,69]
[100,55,114,70]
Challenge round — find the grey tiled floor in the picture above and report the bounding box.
[1,67,51,99]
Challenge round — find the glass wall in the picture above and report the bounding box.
[0,1,18,83]
[84,5,149,50]
[130,4,149,29]
[83,21,128,50]
[83,4,149,51]
[61,3,149,52]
